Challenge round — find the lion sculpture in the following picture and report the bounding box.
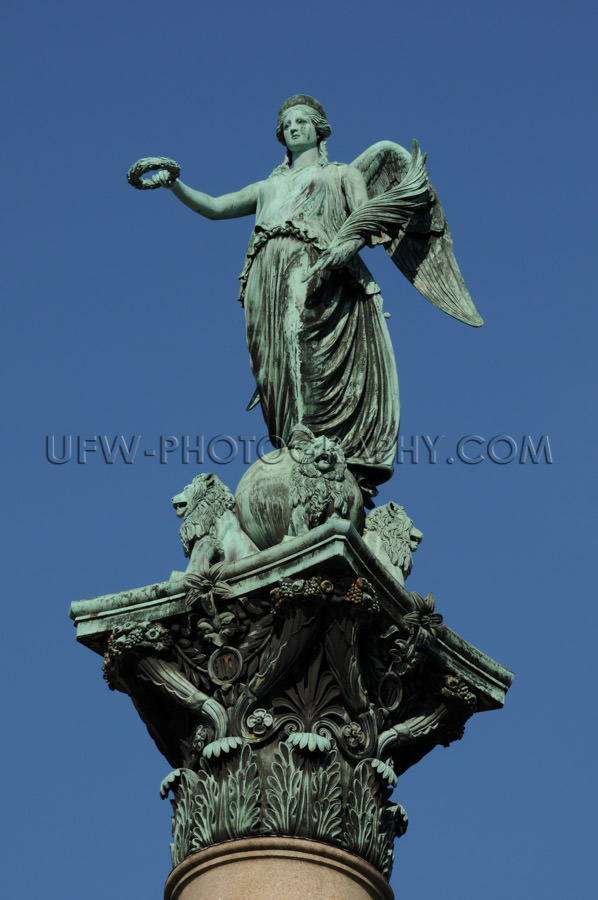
[288,426,360,537]
[172,473,258,573]
[362,501,423,584]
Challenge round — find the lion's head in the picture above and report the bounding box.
[290,427,347,483]
[172,473,235,556]
[364,501,423,576]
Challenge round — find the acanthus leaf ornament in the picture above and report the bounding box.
[77,521,512,882]
[71,97,512,892]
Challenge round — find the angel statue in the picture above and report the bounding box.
[128,94,482,503]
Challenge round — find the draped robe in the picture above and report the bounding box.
[238,161,400,489]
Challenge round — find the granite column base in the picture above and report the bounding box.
[164,837,395,900]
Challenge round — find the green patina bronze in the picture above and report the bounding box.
[70,97,510,892]
[127,95,482,502]
[72,518,512,880]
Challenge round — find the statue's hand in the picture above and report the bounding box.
[150,169,176,188]
[305,238,364,280]
[127,156,181,190]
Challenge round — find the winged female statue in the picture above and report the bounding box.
[128,95,482,502]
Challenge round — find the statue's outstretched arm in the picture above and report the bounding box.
[153,171,259,220]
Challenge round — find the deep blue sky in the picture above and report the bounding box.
[2,1,596,897]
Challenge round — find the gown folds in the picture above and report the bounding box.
[238,161,399,489]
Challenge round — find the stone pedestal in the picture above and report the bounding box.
[164,837,394,900]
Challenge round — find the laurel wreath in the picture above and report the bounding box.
[126,156,181,190]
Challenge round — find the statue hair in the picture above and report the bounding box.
[272,105,331,174]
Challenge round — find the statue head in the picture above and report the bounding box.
[276,95,331,148]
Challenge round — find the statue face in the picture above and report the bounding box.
[282,107,317,153]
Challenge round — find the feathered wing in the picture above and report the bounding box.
[351,140,483,327]
[334,141,430,240]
